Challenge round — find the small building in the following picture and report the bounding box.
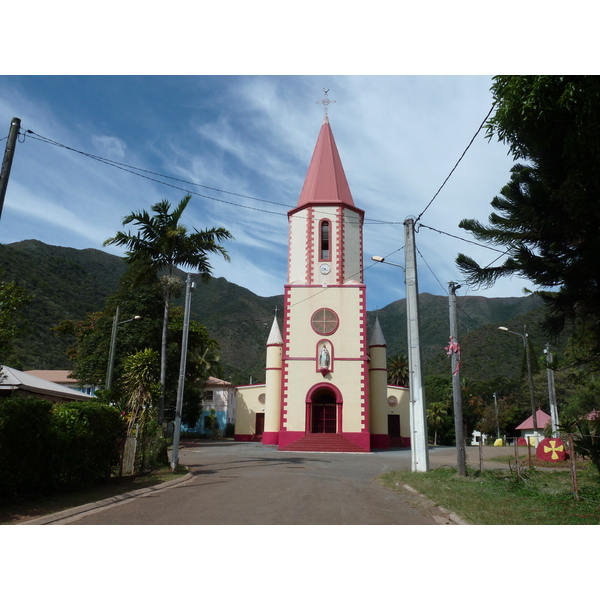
[1,365,93,403]
[24,370,96,396]
[516,409,551,447]
[182,376,236,436]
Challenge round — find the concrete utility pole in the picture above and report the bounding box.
[545,343,559,436]
[448,282,467,476]
[404,218,429,472]
[0,117,21,221]
[171,273,195,471]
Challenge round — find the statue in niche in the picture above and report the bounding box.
[319,344,330,370]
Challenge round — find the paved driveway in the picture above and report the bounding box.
[42,441,493,525]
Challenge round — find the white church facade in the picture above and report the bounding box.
[234,115,411,452]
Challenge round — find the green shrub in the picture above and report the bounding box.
[51,401,125,487]
[0,397,125,500]
[0,397,55,499]
[135,419,169,472]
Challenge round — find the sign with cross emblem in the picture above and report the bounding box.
[536,437,567,462]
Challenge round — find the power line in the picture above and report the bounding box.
[418,223,507,254]
[415,102,496,224]
[287,245,408,311]
[416,245,447,294]
[22,128,394,226]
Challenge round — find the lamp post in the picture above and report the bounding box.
[372,251,429,472]
[498,325,537,432]
[105,307,141,391]
[544,344,559,436]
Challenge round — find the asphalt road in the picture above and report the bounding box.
[44,441,484,525]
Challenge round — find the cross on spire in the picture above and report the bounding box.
[316,88,336,123]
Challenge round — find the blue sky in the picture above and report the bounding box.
[1,74,539,310]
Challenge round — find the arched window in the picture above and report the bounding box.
[320,220,330,261]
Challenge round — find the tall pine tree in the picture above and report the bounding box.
[457,76,600,355]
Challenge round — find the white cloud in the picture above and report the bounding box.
[91,135,127,160]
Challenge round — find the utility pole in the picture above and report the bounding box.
[523,325,538,432]
[404,218,429,472]
[0,117,21,221]
[448,282,466,476]
[171,274,194,471]
[545,343,559,436]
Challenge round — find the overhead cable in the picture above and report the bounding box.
[415,103,496,224]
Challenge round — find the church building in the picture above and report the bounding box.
[234,108,411,452]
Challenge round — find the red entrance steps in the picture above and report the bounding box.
[280,433,369,453]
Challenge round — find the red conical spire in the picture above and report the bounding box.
[294,122,355,210]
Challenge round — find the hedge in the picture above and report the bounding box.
[0,397,125,500]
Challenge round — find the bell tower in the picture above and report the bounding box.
[278,94,370,452]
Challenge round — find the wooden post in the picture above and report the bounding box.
[568,434,579,500]
[527,440,533,469]
[479,435,483,471]
[448,282,467,476]
[0,117,20,220]
[514,440,520,481]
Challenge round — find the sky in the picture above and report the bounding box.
[0,74,537,311]
[3,1,593,582]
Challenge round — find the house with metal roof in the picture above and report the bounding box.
[0,365,92,403]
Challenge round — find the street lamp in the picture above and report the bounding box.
[371,256,405,272]
[106,307,142,391]
[498,325,537,432]
[371,254,429,472]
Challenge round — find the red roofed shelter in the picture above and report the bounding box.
[516,409,551,447]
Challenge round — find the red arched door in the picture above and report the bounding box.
[310,390,337,434]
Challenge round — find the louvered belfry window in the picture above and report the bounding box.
[320,220,330,261]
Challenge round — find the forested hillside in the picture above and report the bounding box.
[1,240,550,385]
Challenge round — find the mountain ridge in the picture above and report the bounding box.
[0,240,547,385]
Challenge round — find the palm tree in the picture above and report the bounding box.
[104,194,232,423]
[427,402,449,446]
[387,354,409,387]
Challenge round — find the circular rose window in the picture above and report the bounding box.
[311,308,339,335]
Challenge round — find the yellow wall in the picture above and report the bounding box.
[376,385,410,438]
[284,285,367,434]
[369,344,388,433]
[234,385,266,437]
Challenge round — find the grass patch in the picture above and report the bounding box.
[0,465,188,525]
[380,464,600,525]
